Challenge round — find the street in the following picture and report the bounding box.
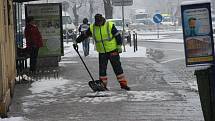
[137,31,204,91]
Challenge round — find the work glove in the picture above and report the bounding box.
[73,43,78,51]
[117,45,122,53]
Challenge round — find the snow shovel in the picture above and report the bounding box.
[73,44,107,92]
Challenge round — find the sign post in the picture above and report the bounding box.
[112,0,133,52]
[122,2,125,51]
[153,14,163,39]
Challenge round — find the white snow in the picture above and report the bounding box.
[0,117,30,121]
[79,91,175,104]
[29,78,69,94]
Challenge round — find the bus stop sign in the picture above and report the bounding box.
[153,14,163,23]
[112,0,133,6]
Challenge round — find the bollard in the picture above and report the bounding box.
[135,33,138,51]
[194,66,215,121]
[133,32,138,52]
[128,31,132,47]
[133,32,136,52]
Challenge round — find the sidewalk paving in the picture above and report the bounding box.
[6,53,204,121]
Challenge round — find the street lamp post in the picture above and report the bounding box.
[121,0,126,52]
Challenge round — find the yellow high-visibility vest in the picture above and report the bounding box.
[90,21,117,53]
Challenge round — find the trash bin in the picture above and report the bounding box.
[195,66,215,121]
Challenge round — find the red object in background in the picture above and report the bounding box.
[24,23,43,48]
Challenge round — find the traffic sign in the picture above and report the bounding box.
[153,14,163,23]
[112,0,133,6]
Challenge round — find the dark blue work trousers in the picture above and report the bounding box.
[30,47,39,72]
[99,50,123,77]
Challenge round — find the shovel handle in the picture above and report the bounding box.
[73,43,95,82]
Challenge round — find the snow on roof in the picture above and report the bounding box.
[181,0,210,6]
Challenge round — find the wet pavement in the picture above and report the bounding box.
[8,54,204,121]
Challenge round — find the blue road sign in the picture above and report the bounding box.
[153,14,163,23]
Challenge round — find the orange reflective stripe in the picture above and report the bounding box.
[119,79,127,86]
[119,80,127,83]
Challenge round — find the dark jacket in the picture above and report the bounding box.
[78,23,90,34]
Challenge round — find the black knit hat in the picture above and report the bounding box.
[95,14,103,21]
[94,14,104,25]
[83,18,88,24]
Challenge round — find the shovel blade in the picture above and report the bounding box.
[88,80,107,92]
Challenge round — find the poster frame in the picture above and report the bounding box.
[25,3,64,57]
[181,2,214,66]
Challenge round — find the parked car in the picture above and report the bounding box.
[107,19,131,42]
[135,19,154,25]
[130,18,156,31]
[161,16,176,26]
[62,11,76,40]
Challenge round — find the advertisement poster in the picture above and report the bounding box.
[181,2,214,66]
[25,3,63,57]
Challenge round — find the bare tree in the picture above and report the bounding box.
[69,0,84,26]
[103,0,113,19]
[89,0,94,22]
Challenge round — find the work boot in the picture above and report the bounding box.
[121,85,131,91]
[119,80,130,91]
[100,80,109,91]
